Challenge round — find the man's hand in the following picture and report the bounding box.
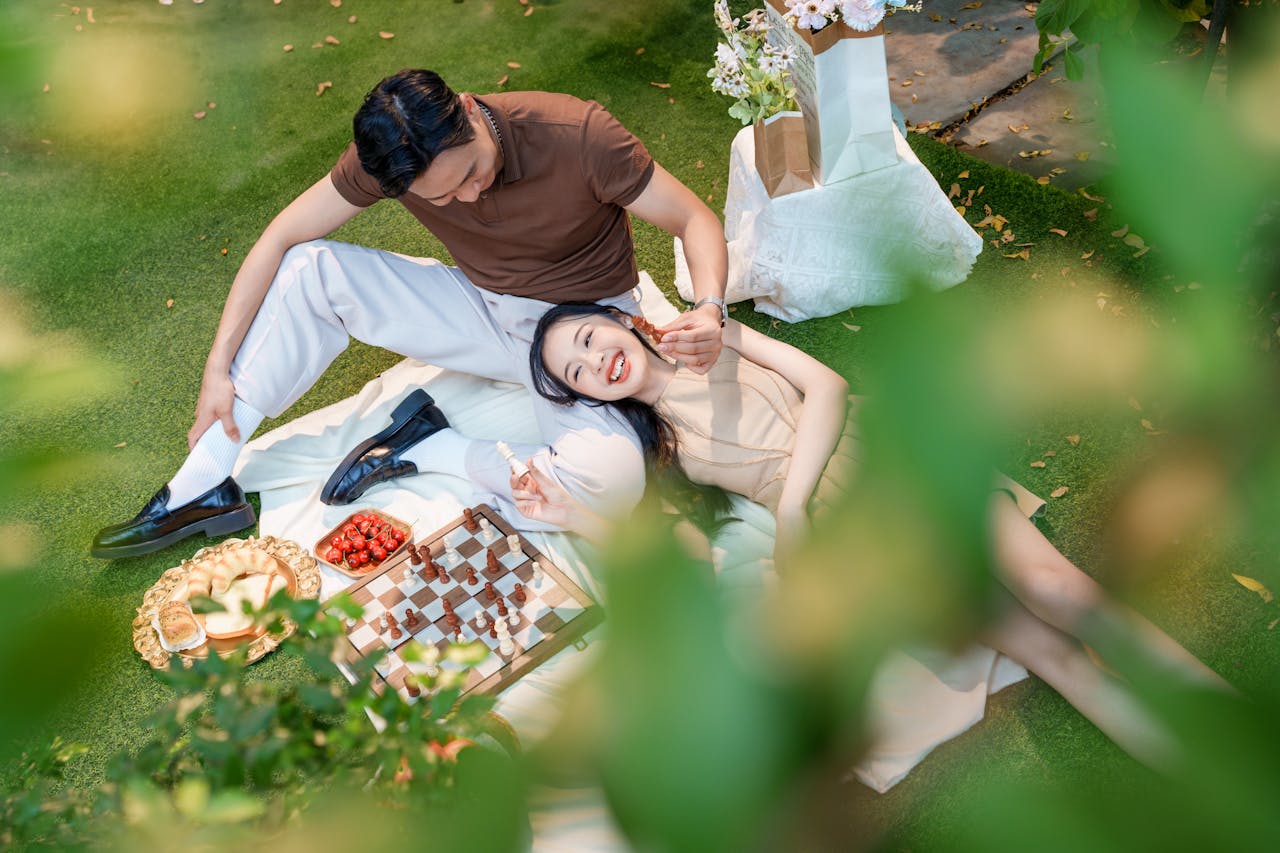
[657,302,725,374]
[188,370,239,449]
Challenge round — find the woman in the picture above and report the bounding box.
[517,302,1230,769]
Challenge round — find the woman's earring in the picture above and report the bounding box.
[622,316,634,329]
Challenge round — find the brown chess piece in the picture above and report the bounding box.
[489,624,497,639]
[389,624,403,641]
[465,566,478,585]
[405,609,419,628]
[463,507,478,533]
[497,600,509,618]
[408,543,423,565]
[512,583,527,604]
[403,674,421,698]
[435,562,450,584]
[486,548,500,572]
[442,597,454,614]
[484,581,497,602]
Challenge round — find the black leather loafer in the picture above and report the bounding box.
[321,389,451,506]
[90,477,256,559]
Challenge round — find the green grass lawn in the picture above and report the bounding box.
[2,0,1277,849]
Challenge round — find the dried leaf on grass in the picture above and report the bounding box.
[379,31,395,39]
[1050,486,1070,498]
[114,441,127,448]
[165,298,174,308]
[1232,573,1274,603]
[325,35,340,45]
[525,6,534,15]
[283,44,294,52]
[1065,434,1081,446]
[841,322,862,332]
[957,170,969,179]
[650,82,671,89]
[1030,460,1046,468]
[1048,228,1067,236]
[1003,249,1030,260]
[507,61,522,68]
[316,81,333,96]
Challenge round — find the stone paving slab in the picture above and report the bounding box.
[883,0,1042,127]
[951,44,1116,191]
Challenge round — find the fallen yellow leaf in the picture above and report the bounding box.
[1140,418,1156,431]
[636,47,646,55]
[165,298,175,308]
[1075,151,1090,161]
[193,111,206,119]
[379,31,395,39]
[1065,434,1081,446]
[1043,451,1057,457]
[114,441,127,448]
[524,5,534,15]
[283,44,294,52]
[1036,176,1051,185]
[496,74,509,86]
[948,183,960,199]
[1232,573,1274,603]
[316,81,333,96]
[1050,486,1070,498]
[1048,228,1068,236]
[841,322,862,332]
[507,61,522,68]
[1030,460,1046,468]
[1123,233,1146,249]
[650,82,671,89]
[957,170,969,179]
[1003,249,1030,260]
[325,35,340,45]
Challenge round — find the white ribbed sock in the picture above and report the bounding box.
[399,427,475,480]
[165,397,265,508]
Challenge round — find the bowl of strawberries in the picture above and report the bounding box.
[315,510,410,577]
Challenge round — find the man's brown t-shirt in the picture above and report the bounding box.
[329,91,654,302]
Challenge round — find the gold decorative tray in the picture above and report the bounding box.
[132,536,321,670]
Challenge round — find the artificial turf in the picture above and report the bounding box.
[1,0,1276,849]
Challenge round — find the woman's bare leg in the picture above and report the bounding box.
[988,492,1229,690]
[982,592,1179,769]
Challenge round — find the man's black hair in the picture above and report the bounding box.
[352,69,476,198]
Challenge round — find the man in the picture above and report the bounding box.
[91,69,728,558]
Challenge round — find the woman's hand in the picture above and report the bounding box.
[773,503,811,564]
[510,462,575,529]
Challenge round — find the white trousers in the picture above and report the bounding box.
[229,240,646,529]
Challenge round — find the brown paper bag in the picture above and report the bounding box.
[754,111,813,198]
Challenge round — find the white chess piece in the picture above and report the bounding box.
[474,610,488,629]
[496,440,530,479]
[378,613,388,632]
[507,609,520,627]
[444,542,461,565]
[495,617,514,655]
[506,533,521,554]
[531,559,544,582]
[478,516,496,542]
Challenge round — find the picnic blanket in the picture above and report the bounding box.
[234,277,1025,849]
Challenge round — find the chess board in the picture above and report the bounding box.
[337,504,602,701]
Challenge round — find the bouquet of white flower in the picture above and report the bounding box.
[708,2,800,126]
[783,0,918,33]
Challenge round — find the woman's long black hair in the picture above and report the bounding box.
[529,302,734,534]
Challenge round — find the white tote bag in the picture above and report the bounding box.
[765,0,899,185]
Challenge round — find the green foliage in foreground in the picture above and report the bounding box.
[2,594,524,851]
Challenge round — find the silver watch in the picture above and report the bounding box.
[693,296,727,327]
